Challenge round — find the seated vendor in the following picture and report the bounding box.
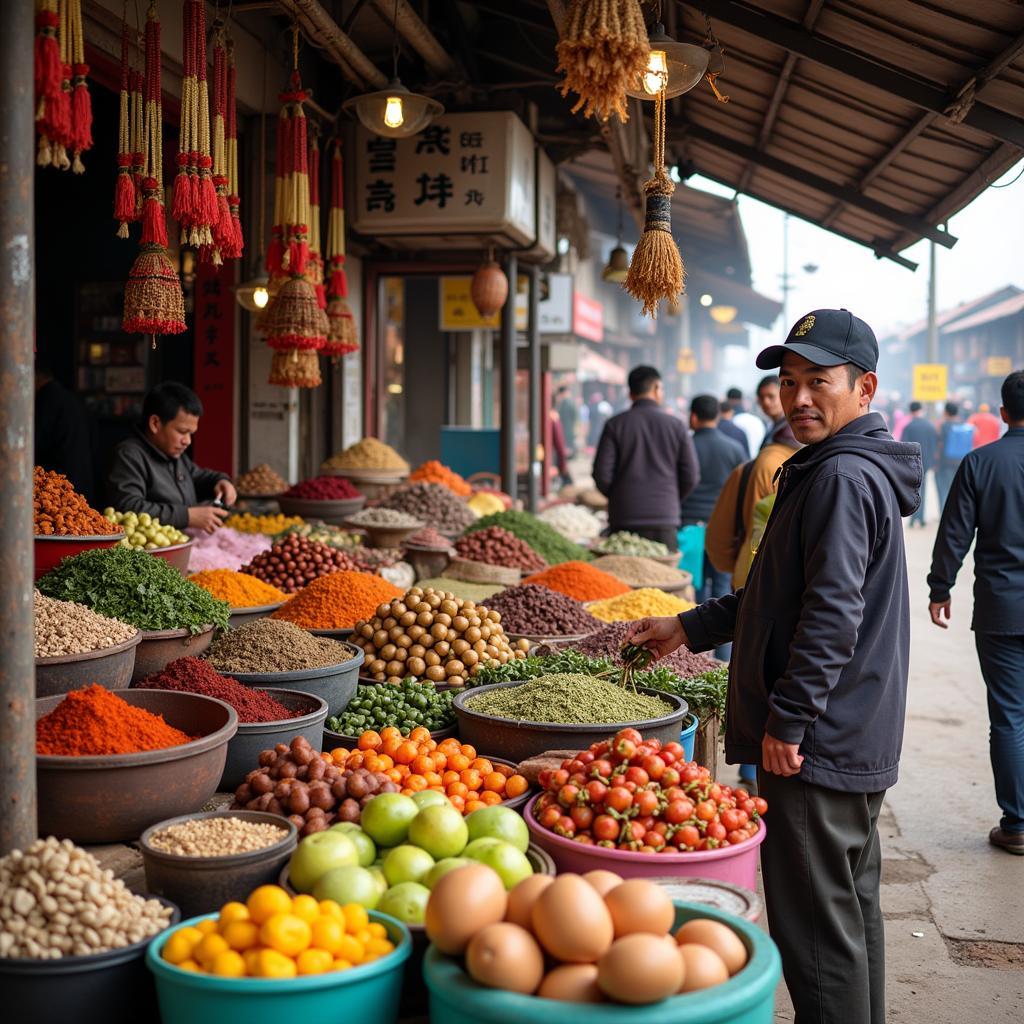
[107,382,237,533]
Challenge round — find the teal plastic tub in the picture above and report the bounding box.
[423,900,780,1024]
[147,910,411,1024]
[680,713,699,761]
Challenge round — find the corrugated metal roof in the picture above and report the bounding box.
[942,291,1024,333]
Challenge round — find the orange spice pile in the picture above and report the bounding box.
[189,569,287,608]
[409,460,472,497]
[271,570,402,629]
[522,560,631,602]
[34,467,121,537]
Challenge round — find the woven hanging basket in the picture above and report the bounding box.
[470,260,508,318]
[269,348,322,388]
[324,295,358,358]
[262,276,327,351]
[122,245,187,334]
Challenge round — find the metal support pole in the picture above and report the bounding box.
[527,266,541,512]
[926,237,938,364]
[500,253,518,499]
[0,2,37,855]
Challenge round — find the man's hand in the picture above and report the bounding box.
[624,616,689,660]
[214,479,238,506]
[188,505,229,534]
[762,734,804,777]
[929,600,951,629]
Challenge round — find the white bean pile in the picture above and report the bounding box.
[34,590,137,658]
[148,816,288,857]
[537,502,604,543]
[0,837,173,959]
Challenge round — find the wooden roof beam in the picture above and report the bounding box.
[693,0,1024,149]
[673,122,959,247]
[369,0,460,80]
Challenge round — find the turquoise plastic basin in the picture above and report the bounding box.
[147,910,411,1024]
[423,901,780,1024]
[680,713,699,761]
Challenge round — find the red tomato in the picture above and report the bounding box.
[709,783,723,802]
[662,742,684,760]
[652,820,669,836]
[625,767,650,787]
[706,821,727,841]
[571,805,594,830]
[551,769,569,789]
[539,805,561,828]
[555,815,576,837]
[641,755,666,781]
[635,790,660,817]
[676,825,701,849]
[734,809,750,828]
[754,796,769,816]
[695,800,718,822]
[680,765,702,784]
[740,798,757,817]
[614,738,637,760]
[644,831,666,850]
[720,809,741,832]
[615,728,643,747]
[557,784,579,807]
[590,740,610,757]
[727,830,749,845]
[606,787,633,813]
[594,815,619,842]
[586,780,608,804]
[566,760,586,776]
[734,787,750,801]
[665,800,689,825]
[629,821,647,842]
[661,767,681,787]
[577,751,595,765]
[574,833,594,845]
[591,759,613,779]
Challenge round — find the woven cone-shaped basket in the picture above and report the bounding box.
[261,276,326,351]
[470,260,508,317]
[269,348,322,388]
[323,295,359,358]
[122,246,187,334]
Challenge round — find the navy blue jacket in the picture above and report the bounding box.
[680,413,922,792]
[719,417,750,457]
[680,427,747,524]
[927,428,1024,634]
[593,399,699,530]
[902,416,938,471]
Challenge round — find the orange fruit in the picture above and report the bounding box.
[460,744,477,759]
[347,751,365,768]
[438,738,461,757]
[246,885,292,925]
[432,751,448,770]
[260,913,312,957]
[464,799,484,815]
[424,771,442,787]
[222,920,260,952]
[407,774,428,792]
[425,739,438,752]
[211,950,246,977]
[409,726,430,743]
[480,790,502,806]
[291,894,320,924]
[446,781,469,799]
[387,768,403,783]
[363,754,381,773]
[442,770,460,787]
[310,917,345,955]
[381,737,402,759]
[400,787,414,797]
[358,730,382,751]
[331,749,348,766]
[470,758,493,775]
[411,754,435,775]
[376,754,394,770]
[394,741,419,766]
[343,904,370,932]
[482,772,506,793]
[296,948,334,975]
[448,753,470,772]
[504,774,529,797]
[380,726,401,742]
[428,785,446,793]
[218,902,250,926]
[460,769,483,791]
[253,948,298,979]
[447,794,466,812]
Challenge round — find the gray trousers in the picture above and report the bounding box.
[758,771,886,1024]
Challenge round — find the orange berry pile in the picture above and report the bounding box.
[326,726,530,815]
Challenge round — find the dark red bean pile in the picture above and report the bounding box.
[241,533,361,593]
[454,526,548,573]
[574,620,720,677]
[485,583,601,637]
[283,476,362,500]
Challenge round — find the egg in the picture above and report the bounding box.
[532,874,614,962]
[466,922,545,994]
[582,869,623,896]
[425,863,507,955]
[675,919,748,975]
[537,964,605,1003]
[597,934,683,1004]
[604,879,675,937]
[678,943,730,992]
[505,874,554,931]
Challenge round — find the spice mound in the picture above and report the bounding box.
[188,527,272,573]
[410,459,472,496]
[380,482,477,532]
[34,589,137,658]
[0,837,173,959]
[574,621,718,679]
[405,526,454,550]
[205,619,356,674]
[236,463,288,496]
[34,467,121,537]
[593,531,671,557]
[275,522,363,549]
[283,475,363,501]
[272,570,402,629]
[347,506,422,529]
[591,554,688,588]
[537,502,603,543]
[465,674,673,725]
[189,568,286,607]
[586,588,696,623]
[463,510,590,565]
[483,584,600,637]
[224,512,304,535]
[322,437,409,472]
[36,684,195,756]
[523,560,630,602]
[415,576,505,603]
[454,525,547,572]
[241,533,361,593]
[37,546,230,633]
[134,657,300,723]
[147,816,289,857]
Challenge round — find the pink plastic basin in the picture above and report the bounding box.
[524,793,766,892]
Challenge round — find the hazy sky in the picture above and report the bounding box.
[688,158,1024,356]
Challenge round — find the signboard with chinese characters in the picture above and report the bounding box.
[573,293,604,343]
[912,363,948,402]
[351,112,537,248]
[519,147,557,262]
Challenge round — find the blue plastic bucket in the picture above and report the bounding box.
[680,713,699,762]
[147,910,411,1024]
[423,900,780,1024]
[677,525,705,591]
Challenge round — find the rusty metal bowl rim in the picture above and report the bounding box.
[139,624,216,640]
[34,532,125,542]
[35,630,143,667]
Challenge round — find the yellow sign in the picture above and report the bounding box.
[986,356,1013,377]
[439,277,528,331]
[912,364,948,402]
[676,348,697,375]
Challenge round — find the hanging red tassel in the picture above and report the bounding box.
[225,37,244,258]
[34,3,62,116]
[206,20,233,264]
[114,17,135,235]
[66,0,91,173]
[307,129,325,309]
[322,139,358,359]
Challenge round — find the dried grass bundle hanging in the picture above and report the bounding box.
[556,0,649,122]
[322,138,358,360]
[624,89,683,317]
[269,349,322,388]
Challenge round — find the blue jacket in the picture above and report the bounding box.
[901,416,938,470]
[680,427,747,523]
[680,413,922,792]
[927,428,1024,634]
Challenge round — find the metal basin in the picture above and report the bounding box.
[133,625,215,683]
[227,602,284,630]
[147,540,193,575]
[278,494,367,525]
[35,631,142,697]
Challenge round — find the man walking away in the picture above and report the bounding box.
[902,401,938,527]
[968,402,1002,449]
[593,366,699,554]
[756,374,795,448]
[626,309,922,1023]
[937,402,972,509]
[927,370,1024,855]
[726,387,766,454]
[556,385,577,458]
[718,399,750,456]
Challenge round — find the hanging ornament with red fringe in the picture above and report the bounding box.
[114,13,135,236]
[171,0,196,230]
[34,0,63,167]
[307,126,325,310]
[67,0,92,172]
[129,49,145,218]
[122,1,186,343]
[224,34,244,259]
[322,138,358,360]
[205,18,234,264]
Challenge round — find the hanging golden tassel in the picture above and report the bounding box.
[624,89,684,317]
[555,0,649,123]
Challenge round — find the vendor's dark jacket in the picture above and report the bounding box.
[107,428,228,529]
[680,413,922,793]
[593,398,699,529]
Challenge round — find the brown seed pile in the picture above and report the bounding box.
[380,483,477,532]
[34,590,137,658]
[483,584,601,637]
[590,555,688,588]
[147,816,288,857]
[205,619,355,674]
[235,464,288,496]
[454,526,547,573]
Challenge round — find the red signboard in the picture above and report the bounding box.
[573,292,604,343]
[191,260,236,475]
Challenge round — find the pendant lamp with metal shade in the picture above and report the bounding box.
[342,0,443,139]
[624,21,708,100]
[602,188,629,284]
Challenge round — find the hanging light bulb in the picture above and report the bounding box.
[643,50,668,95]
[625,24,709,100]
[383,94,404,129]
[602,187,630,283]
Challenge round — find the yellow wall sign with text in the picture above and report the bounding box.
[986,356,1013,377]
[912,364,948,402]
[439,277,528,331]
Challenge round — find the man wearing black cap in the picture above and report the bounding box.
[626,310,922,1024]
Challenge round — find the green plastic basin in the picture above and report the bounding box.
[423,900,780,1024]
[147,910,411,1024]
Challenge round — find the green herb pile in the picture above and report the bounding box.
[327,679,456,735]
[466,673,672,725]
[592,531,671,557]
[38,547,230,634]
[462,510,591,566]
[641,664,729,730]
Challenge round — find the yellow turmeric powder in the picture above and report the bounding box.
[189,570,287,608]
[585,588,696,623]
